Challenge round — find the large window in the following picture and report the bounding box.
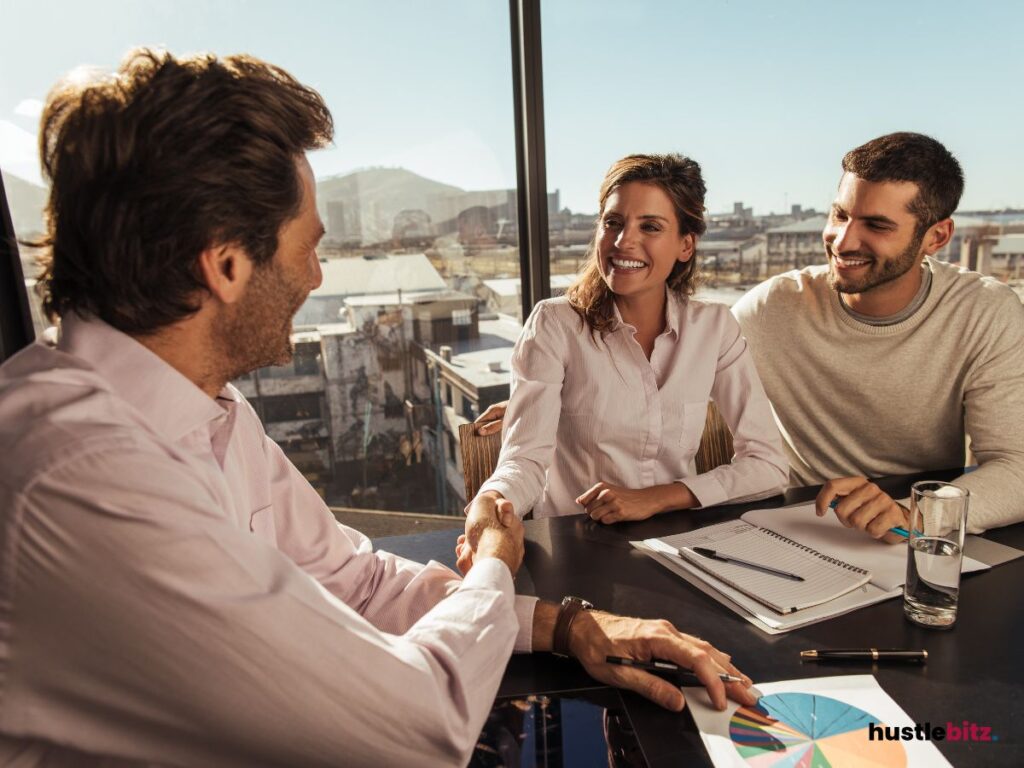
[541,1,1024,305]
[2,1,1022,516]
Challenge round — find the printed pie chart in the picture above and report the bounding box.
[729,692,907,767]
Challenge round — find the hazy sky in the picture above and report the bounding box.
[1,0,1021,215]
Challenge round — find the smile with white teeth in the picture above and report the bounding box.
[610,257,646,270]
[833,254,871,268]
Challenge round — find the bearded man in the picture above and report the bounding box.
[732,132,1024,538]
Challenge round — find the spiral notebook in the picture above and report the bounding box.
[649,519,871,614]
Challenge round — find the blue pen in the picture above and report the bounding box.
[829,498,909,538]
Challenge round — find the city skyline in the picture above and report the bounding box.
[1,0,1022,215]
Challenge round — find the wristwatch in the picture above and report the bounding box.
[552,595,594,658]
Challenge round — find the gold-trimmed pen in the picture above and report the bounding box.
[800,649,927,662]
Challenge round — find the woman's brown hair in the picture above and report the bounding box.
[566,153,707,333]
[34,47,333,334]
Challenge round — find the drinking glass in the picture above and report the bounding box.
[903,481,970,628]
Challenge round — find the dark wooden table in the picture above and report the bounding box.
[376,470,1024,766]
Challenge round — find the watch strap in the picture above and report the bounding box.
[553,597,592,658]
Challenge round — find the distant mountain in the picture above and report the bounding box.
[318,167,463,208]
[1,165,512,246]
[1,170,46,237]
[316,167,511,245]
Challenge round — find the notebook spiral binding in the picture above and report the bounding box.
[761,527,870,575]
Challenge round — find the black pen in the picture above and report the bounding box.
[606,656,745,683]
[679,546,805,582]
[800,649,928,663]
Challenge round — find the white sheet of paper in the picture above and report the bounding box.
[742,501,988,591]
[685,674,952,768]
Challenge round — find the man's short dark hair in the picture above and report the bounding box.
[842,132,964,234]
[35,48,334,334]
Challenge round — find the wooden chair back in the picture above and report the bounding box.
[694,400,734,474]
[458,422,503,502]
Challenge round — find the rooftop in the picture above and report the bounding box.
[483,274,576,297]
[429,315,521,389]
[993,234,1024,255]
[952,214,1001,229]
[700,240,745,251]
[766,215,828,235]
[342,289,475,307]
[314,321,356,336]
[312,253,447,299]
[441,347,515,389]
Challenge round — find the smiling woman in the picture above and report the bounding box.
[469,153,790,524]
[568,154,705,338]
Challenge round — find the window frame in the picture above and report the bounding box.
[509,0,552,321]
[0,176,35,363]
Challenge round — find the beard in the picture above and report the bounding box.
[826,229,924,294]
[220,259,309,381]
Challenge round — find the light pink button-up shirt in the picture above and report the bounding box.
[0,315,536,767]
[480,294,788,518]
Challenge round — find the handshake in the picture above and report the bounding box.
[457,491,523,577]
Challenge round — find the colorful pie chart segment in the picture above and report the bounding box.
[729,692,907,767]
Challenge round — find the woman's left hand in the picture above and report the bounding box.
[576,482,664,524]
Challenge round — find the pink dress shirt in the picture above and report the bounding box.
[479,294,788,518]
[0,315,536,767]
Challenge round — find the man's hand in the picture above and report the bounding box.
[455,534,472,575]
[815,476,908,543]
[575,482,698,524]
[474,401,508,436]
[568,610,756,712]
[460,491,524,575]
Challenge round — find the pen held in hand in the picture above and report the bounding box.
[680,546,805,582]
[605,656,745,683]
[828,498,909,538]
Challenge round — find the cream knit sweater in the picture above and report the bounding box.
[733,257,1024,533]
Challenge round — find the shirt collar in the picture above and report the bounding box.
[663,289,682,337]
[610,286,681,337]
[838,262,933,327]
[57,313,229,442]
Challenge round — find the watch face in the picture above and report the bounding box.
[563,596,593,609]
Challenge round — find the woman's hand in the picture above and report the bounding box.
[576,481,699,524]
[576,483,662,523]
[474,401,508,436]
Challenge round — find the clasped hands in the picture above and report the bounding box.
[459,491,524,576]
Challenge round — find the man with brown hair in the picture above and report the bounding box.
[0,49,753,766]
[732,132,1024,537]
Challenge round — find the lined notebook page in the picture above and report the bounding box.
[656,520,871,614]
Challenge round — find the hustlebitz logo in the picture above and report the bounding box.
[868,721,998,742]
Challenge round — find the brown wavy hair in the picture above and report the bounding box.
[34,47,333,334]
[566,153,707,334]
